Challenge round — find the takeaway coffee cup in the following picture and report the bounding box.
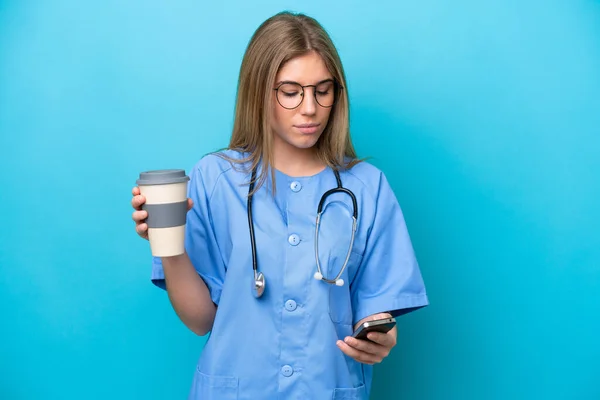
[136,169,190,257]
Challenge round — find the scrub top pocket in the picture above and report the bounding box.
[189,369,239,400]
[332,383,367,399]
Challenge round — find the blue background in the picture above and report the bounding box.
[1,1,599,399]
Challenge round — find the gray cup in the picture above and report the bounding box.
[136,169,190,257]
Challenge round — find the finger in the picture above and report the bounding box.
[132,210,148,222]
[366,331,396,348]
[336,340,380,365]
[132,186,140,196]
[187,198,194,210]
[343,336,387,357]
[131,194,146,210]
[135,222,148,236]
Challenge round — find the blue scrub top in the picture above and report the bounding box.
[151,150,428,400]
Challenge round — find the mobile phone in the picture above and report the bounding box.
[352,317,396,341]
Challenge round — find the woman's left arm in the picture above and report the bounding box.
[335,171,428,365]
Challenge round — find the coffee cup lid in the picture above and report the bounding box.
[136,169,190,185]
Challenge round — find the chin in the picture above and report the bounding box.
[292,136,320,150]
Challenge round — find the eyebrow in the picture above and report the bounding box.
[275,78,334,86]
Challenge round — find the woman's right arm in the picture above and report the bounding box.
[132,186,216,336]
[160,252,216,336]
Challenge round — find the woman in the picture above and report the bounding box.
[131,11,428,400]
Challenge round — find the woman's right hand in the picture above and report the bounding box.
[131,186,194,240]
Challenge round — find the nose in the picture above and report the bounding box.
[299,88,317,115]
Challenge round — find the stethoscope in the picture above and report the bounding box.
[247,166,358,298]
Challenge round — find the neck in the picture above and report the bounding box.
[272,142,325,177]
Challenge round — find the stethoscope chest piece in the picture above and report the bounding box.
[253,271,265,298]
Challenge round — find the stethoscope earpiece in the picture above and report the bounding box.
[314,272,344,286]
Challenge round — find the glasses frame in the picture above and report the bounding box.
[273,79,344,110]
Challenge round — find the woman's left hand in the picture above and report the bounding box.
[336,312,397,365]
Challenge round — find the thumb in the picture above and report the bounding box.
[366,312,392,322]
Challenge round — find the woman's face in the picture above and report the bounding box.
[270,51,335,156]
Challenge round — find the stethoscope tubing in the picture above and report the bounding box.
[247,165,358,297]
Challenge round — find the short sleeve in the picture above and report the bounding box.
[351,172,429,325]
[151,162,226,306]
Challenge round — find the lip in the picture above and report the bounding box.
[294,123,320,134]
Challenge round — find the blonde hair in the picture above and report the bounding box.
[221,11,361,194]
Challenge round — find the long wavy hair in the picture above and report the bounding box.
[221,11,361,194]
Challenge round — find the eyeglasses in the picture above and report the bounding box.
[273,79,343,110]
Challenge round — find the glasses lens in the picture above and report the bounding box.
[277,83,303,109]
[314,81,336,107]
